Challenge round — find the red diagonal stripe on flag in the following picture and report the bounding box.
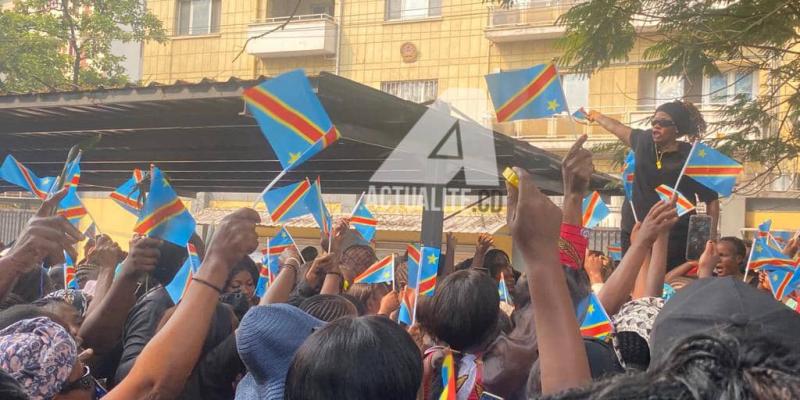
[496,64,558,122]
[685,166,743,175]
[582,192,600,227]
[351,216,377,226]
[580,321,612,338]
[134,199,186,235]
[244,86,325,145]
[271,181,310,222]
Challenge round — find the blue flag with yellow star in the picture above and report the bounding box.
[764,266,800,301]
[353,254,395,284]
[418,246,440,297]
[576,292,612,340]
[485,63,567,122]
[683,142,743,197]
[747,236,796,271]
[243,69,340,171]
[133,167,196,247]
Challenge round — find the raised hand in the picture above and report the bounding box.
[119,235,162,280]
[279,243,302,267]
[87,234,124,269]
[378,290,400,316]
[5,189,83,273]
[205,208,260,270]
[321,217,350,253]
[697,240,718,278]
[636,201,679,246]
[506,167,563,258]
[562,134,593,198]
[476,233,494,254]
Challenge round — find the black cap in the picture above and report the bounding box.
[649,277,800,367]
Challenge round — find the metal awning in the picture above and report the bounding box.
[0,72,615,195]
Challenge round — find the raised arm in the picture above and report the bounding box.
[598,201,677,315]
[471,233,494,271]
[82,234,124,317]
[442,232,457,277]
[0,190,81,301]
[79,236,161,355]
[587,111,633,147]
[643,230,671,298]
[261,245,301,305]
[560,134,592,227]
[107,208,260,400]
[508,168,591,394]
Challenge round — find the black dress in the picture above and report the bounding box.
[620,129,718,270]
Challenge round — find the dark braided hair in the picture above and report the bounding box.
[656,100,707,138]
[539,328,800,399]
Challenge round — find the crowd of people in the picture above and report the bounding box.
[0,100,799,400]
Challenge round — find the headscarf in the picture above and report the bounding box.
[0,317,77,400]
[611,297,664,370]
[44,289,90,318]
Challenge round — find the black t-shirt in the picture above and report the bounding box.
[621,129,718,235]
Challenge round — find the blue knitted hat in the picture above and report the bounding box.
[235,304,324,400]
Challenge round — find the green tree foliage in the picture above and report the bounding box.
[557,0,800,193]
[0,0,166,93]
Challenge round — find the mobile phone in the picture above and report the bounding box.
[686,214,712,261]
[480,392,505,400]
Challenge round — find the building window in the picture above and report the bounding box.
[381,80,438,103]
[385,0,441,21]
[656,76,684,102]
[562,74,589,112]
[704,71,756,105]
[177,0,221,36]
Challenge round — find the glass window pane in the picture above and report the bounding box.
[708,74,727,104]
[190,0,211,35]
[563,74,589,112]
[210,0,221,32]
[401,0,429,19]
[734,72,753,101]
[428,0,441,16]
[656,76,684,101]
[385,0,401,20]
[178,0,191,35]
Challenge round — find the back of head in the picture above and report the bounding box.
[236,304,324,399]
[346,283,389,315]
[0,317,77,400]
[13,267,46,302]
[48,266,65,291]
[341,245,378,277]
[285,316,422,400]
[539,329,800,400]
[650,277,800,367]
[425,269,499,351]
[301,246,318,263]
[484,249,510,277]
[299,294,358,322]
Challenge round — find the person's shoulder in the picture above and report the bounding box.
[678,140,694,153]
[630,128,653,149]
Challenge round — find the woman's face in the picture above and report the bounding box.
[714,241,743,278]
[651,111,679,145]
[226,270,255,303]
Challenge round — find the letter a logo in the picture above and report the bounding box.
[370,103,499,186]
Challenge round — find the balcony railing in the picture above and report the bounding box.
[246,14,337,58]
[485,0,586,42]
[493,104,748,151]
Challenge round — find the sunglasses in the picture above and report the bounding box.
[651,119,676,128]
